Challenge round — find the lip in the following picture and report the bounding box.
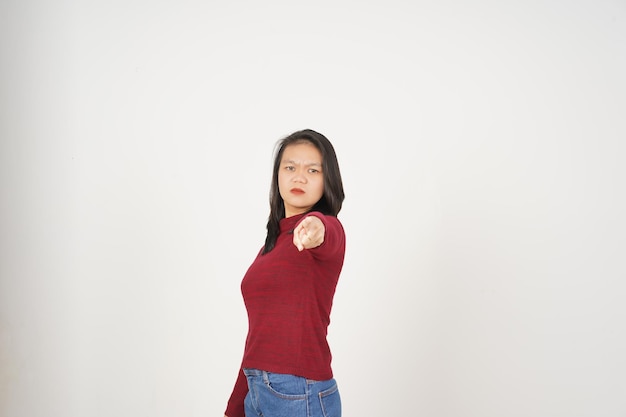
[290,188,305,195]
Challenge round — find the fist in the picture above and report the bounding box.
[293,216,325,251]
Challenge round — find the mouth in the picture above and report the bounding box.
[290,188,305,195]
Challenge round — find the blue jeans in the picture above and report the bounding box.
[243,368,341,417]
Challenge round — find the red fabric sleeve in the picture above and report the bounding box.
[224,367,247,417]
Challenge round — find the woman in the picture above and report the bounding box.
[224,129,346,417]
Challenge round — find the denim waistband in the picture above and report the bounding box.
[242,368,263,376]
[242,368,328,384]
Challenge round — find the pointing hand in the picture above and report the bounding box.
[293,216,325,251]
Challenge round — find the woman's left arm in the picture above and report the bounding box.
[292,213,345,255]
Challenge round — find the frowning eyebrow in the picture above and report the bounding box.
[281,159,322,167]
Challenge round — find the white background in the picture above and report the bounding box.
[1,1,625,416]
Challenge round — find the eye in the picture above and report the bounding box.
[308,168,320,174]
[285,166,295,171]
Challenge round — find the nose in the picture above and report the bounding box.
[292,168,307,183]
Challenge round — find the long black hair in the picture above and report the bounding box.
[262,129,345,254]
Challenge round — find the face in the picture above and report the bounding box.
[278,142,325,218]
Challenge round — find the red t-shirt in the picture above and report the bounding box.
[225,212,346,417]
